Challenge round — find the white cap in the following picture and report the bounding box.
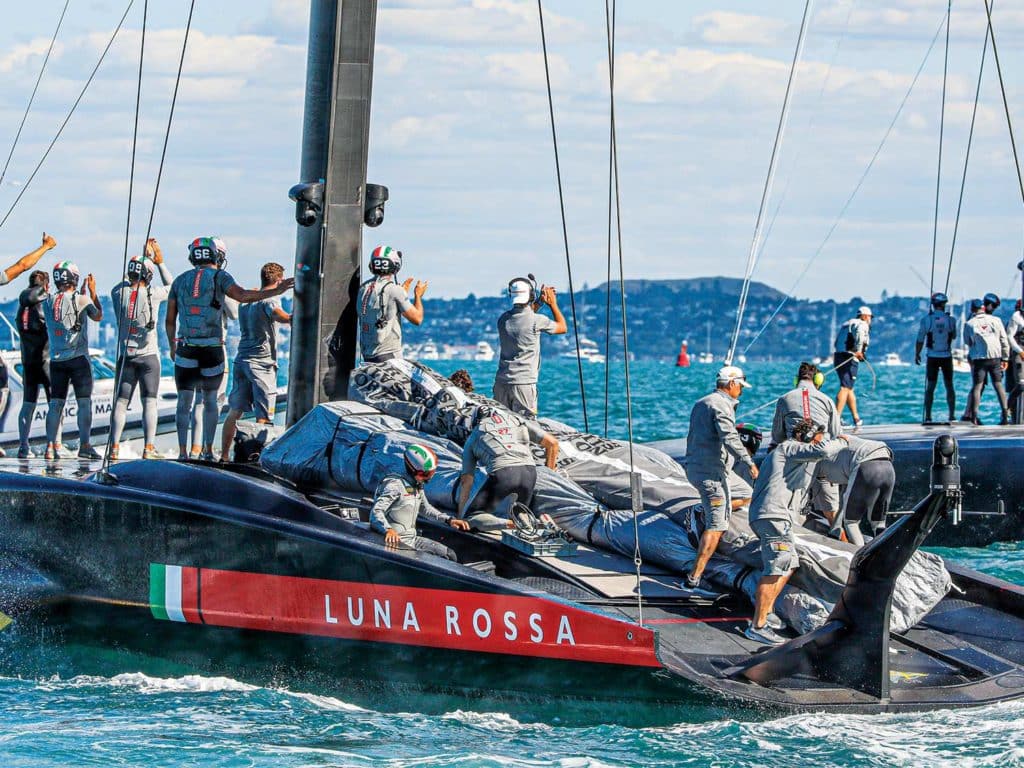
[717,365,752,389]
[509,279,532,306]
[858,305,873,317]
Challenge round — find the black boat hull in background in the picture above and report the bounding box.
[649,423,1024,548]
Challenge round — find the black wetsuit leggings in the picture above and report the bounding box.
[845,460,896,532]
[924,357,955,420]
[968,358,1008,420]
[471,465,538,512]
[1008,359,1024,424]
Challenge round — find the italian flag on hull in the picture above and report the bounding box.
[149,563,202,623]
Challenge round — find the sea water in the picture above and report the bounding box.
[3,360,1022,767]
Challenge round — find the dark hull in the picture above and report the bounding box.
[2,458,1024,718]
[649,423,1024,547]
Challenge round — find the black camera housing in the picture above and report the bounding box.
[364,183,389,227]
[289,181,325,227]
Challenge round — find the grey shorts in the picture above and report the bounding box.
[492,381,538,418]
[228,359,277,420]
[692,473,731,531]
[751,518,798,577]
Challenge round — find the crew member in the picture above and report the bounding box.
[963,294,1009,425]
[220,263,291,461]
[815,434,895,545]
[745,418,847,645]
[15,268,52,458]
[190,293,237,458]
[493,276,567,417]
[165,237,294,461]
[833,306,872,426]
[1007,299,1024,424]
[915,292,957,424]
[370,444,470,560]
[42,262,103,460]
[357,245,426,363]
[770,362,841,446]
[450,369,474,393]
[109,239,173,460]
[457,407,559,531]
[684,365,758,589]
[2,232,57,287]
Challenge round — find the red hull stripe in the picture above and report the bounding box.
[184,568,661,668]
[180,566,202,624]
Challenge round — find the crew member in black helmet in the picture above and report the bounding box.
[166,237,293,460]
[357,245,426,363]
[15,268,52,458]
[1007,299,1024,424]
[963,293,1010,425]
[915,292,957,424]
[109,239,173,459]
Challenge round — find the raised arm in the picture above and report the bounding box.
[401,278,426,326]
[540,286,567,335]
[85,274,102,321]
[3,233,56,284]
[225,277,294,305]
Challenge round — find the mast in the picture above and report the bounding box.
[287,0,379,425]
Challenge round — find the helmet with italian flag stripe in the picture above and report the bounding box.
[127,255,153,284]
[369,244,402,276]
[52,260,80,289]
[404,444,437,482]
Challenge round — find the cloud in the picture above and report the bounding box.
[0,37,60,74]
[693,12,789,47]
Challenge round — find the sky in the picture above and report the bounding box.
[1,0,1024,306]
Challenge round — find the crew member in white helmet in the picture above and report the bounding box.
[833,305,872,427]
[493,276,566,417]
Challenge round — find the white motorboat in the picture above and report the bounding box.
[879,352,910,367]
[473,340,495,361]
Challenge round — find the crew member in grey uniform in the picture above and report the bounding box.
[370,444,470,560]
[493,276,567,417]
[1007,299,1024,424]
[108,239,173,460]
[963,294,1010,425]
[457,408,559,530]
[42,261,103,460]
[745,418,847,645]
[915,292,957,424]
[2,232,57,287]
[814,434,894,546]
[220,262,291,461]
[166,237,294,460]
[357,245,426,363]
[833,306,872,427]
[684,365,758,589]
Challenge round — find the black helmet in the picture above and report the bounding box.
[970,298,984,313]
[983,292,1001,309]
[126,256,153,284]
[736,423,763,455]
[931,291,948,308]
[188,236,226,267]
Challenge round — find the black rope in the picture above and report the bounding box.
[103,0,148,469]
[0,0,135,231]
[946,1,993,295]
[536,0,588,432]
[603,0,616,438]
[930,0,952,296]
[982,0,1024,207]
[0,0,70,191]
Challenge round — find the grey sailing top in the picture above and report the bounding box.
[964,313,1009,360]
[686,389,754,477]
[749,438,845,524]
[495,305,556,386]
[916,310,957,358]
[237,297,283,364]
[369,474,451,545]
[358,277,412,359]
[43,290,101,362]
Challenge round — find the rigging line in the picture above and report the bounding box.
[982,0,1024,207]
[945,0,994,295]
[758,0,859,262]
[603,0,616,438]
[726,0,814,367]
[0,0,135,231]
[603,0,641,624]
[0,0,70,190]
[536,0,589,432]
[930,0,952,296]
[103,0,148,471]
[741,13,948,357]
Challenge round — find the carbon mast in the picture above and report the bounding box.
[287,0,380,424]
